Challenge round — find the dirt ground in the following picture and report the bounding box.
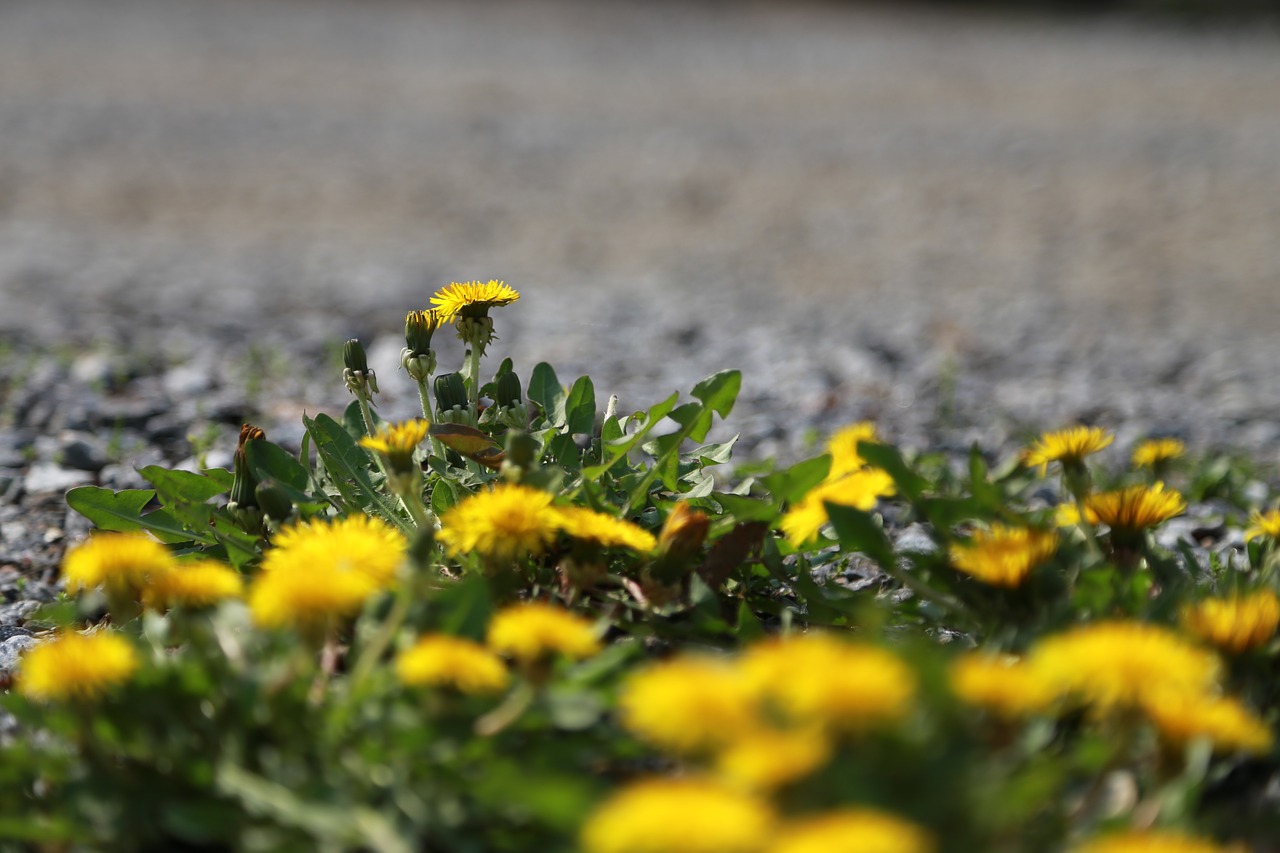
[2,0,1279,452]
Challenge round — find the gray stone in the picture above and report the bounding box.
[23,463,93,494]
[58,432,110,472]
[0,634,38,676]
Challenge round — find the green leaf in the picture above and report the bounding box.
[825,502,896,569]
[546,433,582,473]
[343,399,374,439]
[858,442,929,502]
[138,466,228,504]
[65,487,208,544]
[564,375,597,435]
[202,467,235,490]
[691,436,738,465]
[245,439,312,493]
[582,392,680,480]
[303,414,413,534]
[691,369,741,419]
[528,362,566,428]
[760,455,832,503]
[430,479,460,516]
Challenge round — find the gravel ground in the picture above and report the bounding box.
[3,0,1280,653]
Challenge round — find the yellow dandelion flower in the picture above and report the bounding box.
[265,514,406,587]
[18,631,138,703]
[580,777,774,853]
[142,559,243,610]
[430,280,520,323]
[1182,590,1280,655]
[948,524,1059,588]
[1132,438,1185,469]
[1083,482,1187,534]
[826,422,880,480]
[617,656,764,754]
[741,634,916,732]
[1141,690,1273,756]
[249,560,380,629]
[1244,509,1280,542]
[554,506,657,552]
[715,727,832,792]
[436,483,560,563]
[1075,830,1246,853]
[1027,621,1221,712]
[1055,503,1083,528]
[359,419,430,473]
[62,532,175,596]
[949,654,1058,718]
[396,634,510,695]
[486,602,601,664]
[1022,426,1114,475]
[767,809,935,853]
[780,470,897,548]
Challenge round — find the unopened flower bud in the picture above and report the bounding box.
[434,372,468,415]
[342,339,379,396]
[229,424,267,508]
[404,309,440,356]
[494,371,523,409]
[254,479,295,522]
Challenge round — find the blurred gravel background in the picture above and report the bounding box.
[3,0,1280,586]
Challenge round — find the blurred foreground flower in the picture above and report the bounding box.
[618,655,762,754]
[486,602,601,665]
[1244,508,1280,542]
[825,421,880,480]
[780,470,896,548]
[1141,690,1273,755]
[142,559,244,610]
[18,631,138,703]
[948,524,1059,588]
[950,654,1057,719]
[580,777,773,853]
[767,809,935,853]
[555,506,656,552]
[1022,426,1114,476]
[1131,438,1185,469]
[1075,830,1246,853]
[1182,590,1280,654]
[63,531,174,597]
[1083,482,1187,536]
[396,634,510,695]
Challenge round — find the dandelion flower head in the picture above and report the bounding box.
[1083,482,1187,534]
[18,631,138,703]
[1028,620,1220,711]
[825,422,880,480]
[780,470,896,548]
[264,514,406,587]
[618,655,763,754]
[1075,830,1246,853]
[580,777,774,853]
[1132,438,1185,469]
[359,419,430,472]
[1022,426,1114,475]
[1244,509,1280,542]
[63,532,175,596]
[714,726,832,792]
[742,634,916,731]
[948,524,1059,588]
[1182,590,1280,655]
[767,809,936,853]
[1141,690,1273,756]
[554,506,657,552]
[143,559,244,610]
[430,280,520,323]
[486,601,601,664]
[396,634,510,695]
[437,483,560,563]
[949,654,1058,718]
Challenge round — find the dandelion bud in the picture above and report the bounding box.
[433,372,474,424]
[400,348,436,383]
[404,309,440,356]
[343,339,369,374]
[494,371,523,409]
[342,339,379,396]
[229,424,266,509]
[254,479,295,522]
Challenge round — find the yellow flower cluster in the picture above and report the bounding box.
[142,559,244,611]
[1076,831,1246,853]
[18,631,138,704]
[947,524,1059,588]
[780,423,896,548]
[486,602,601,665]
[62,532,242,611]
[1182,590,1280,654]
[616,632,914,795]
[1022,426,1114,475]
[1131,438,1185,468]
[953,621,1273,755]
[396,634,510,695]
[250,515,406,630]
[437,483,656,564]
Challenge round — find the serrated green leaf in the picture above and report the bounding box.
[138,466,228,504]
[303,413,413,534]
[245,439,312,493]
[691,369,741,419]
[65,487,207,544]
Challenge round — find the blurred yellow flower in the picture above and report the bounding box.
[554,506,656,552]
[430,280,520,323]
[62,531,175,596]
[249,559,380,630]
[18,631,138,703]
[1182,590,1280,654]
[1244,509,1280,542]
[742,634,915,732]
[826,422,880,480]
[437,483,560,563]
[1075,831,1246,853]
[948,524,1059,588]
[949,654,1058,719]
[767,809,935,853]
[1028,621,1220,712]
[780,470,896,548]
[1022,426,1114,475]
[618,655,763,754]
[1083,482,1186,534]
[142,559,243,610]
[486,602,601,664]
[1141,690,1273,756]
[714,727,832,792]
[265,515,406,587]
[580,777,774,853]
[396,634,510,695]
[1131,438,1185,468]
[359,418,430,473]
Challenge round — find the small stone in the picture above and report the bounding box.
[0,633,38,676]
[23,463,93,494]
[894,523,938,555]
[58,432,110,472]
